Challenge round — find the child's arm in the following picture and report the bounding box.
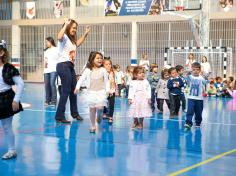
[145,80,151,103]
[155,80,161,93]
[74,69,88,94]
[167,79,173,89]
[12,76,24,111]
[128,81,135,104]
[103,69,110,94]
[179,78,184,88]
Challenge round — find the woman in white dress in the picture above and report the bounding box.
[201,56,211,80]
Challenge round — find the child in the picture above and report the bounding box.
[207,80,217,96]
[0,40,24,159]
[155,69,170,113]
[124,66,133,98]
[103,57,117,124]
[167,67,184,117]
[147,64,159,112]
[184,62,206,130]
[215,76,224,97]
[128,66,151,129]
[74,51,109,133]
[114,64,125,97]
[176,65,187,112]
[222,77,234,98]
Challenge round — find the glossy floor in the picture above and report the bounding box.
[1,84,236,176]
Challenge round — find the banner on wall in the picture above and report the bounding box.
[26,2,36,19]
[54,1,63,18]
[105,0,170,16]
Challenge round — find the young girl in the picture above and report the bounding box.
[0,40,24,159]
[103,57,117,124]
[128,66,151,129]
[74,51,109,133]
[155,69,170,113]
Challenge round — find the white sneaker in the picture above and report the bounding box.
[2,151,17,160]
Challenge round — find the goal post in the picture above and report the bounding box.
[164,46,229,79]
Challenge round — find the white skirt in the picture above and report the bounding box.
[79,89,108,108]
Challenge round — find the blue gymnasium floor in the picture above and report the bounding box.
[1,84,236,176]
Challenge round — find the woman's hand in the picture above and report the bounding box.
[64,18,71,26]
[85,25,91,34]
[12,101,20,112]
[74,89,80,94]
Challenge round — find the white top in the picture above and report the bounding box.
[115,71,124,84]
[125,73,132,86]
[58,34,76,63]
[76,67,110,93]
[201,62,211,74]
[139,60,150,70]
[44,47,59,73]
[156,79,169,99]
[128,79,151,100]
[0,65,24,102]
[187,75,206,100]
[186,59,196,71]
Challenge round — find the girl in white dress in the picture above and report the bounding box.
[128,66,152,129]
[75,51,109,133]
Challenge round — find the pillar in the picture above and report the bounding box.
[131,21,137,66]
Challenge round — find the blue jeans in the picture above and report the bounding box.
[55,62,79,120]
[44,72,57,104]
[185,99,203,126]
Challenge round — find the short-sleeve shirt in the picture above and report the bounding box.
[58,34,76,63]
[188,75,206,100]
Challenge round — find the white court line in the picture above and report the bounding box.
[23,109,236,126]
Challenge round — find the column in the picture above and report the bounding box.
[70,0,76,19]
[131,21,137,66]
[12,0,21,70]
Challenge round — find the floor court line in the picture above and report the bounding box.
[23,109,236,126]
[168,148,236,176]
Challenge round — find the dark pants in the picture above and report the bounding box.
[117,84,123,97]
[185,99,203,126]
[125,85,129,98]
[44,72,57,104]
[180,93,186,111]
[151,88,156,110]
[157,98,170,112]
[55,62,79,120]
[103,93,115,118]
[169,93,181,115]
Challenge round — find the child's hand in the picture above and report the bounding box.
[128,99,133,105]
[74,89,80,94]
[148,99,151,104]
[12,101,19,112]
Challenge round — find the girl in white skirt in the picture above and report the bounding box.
[128,66,152,129]
[74,51,109,133]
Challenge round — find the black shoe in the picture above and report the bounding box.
[73,114,83,121]
[56,119,71,124]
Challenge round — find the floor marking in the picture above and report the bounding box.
[23,109,236,126]
[168,148,236,176]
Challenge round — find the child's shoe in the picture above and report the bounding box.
[2,151,17,160]
[184,123,191,131]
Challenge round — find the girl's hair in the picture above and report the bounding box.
[103,56,114,72]
[62,19,78,44]
[188,53,194,59]
[86,51,103,70]
[132,66,145,80]
[150,63,158,72]
[0,46,9,64]
[45,37,56,50]
[202,56,208,63]
[161,69,169,79]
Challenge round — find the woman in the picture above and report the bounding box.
[139,52,150,71]
[44,37,59,106]
[201,56,211,80]
[185,53,196,74]
[55,19,91,123]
